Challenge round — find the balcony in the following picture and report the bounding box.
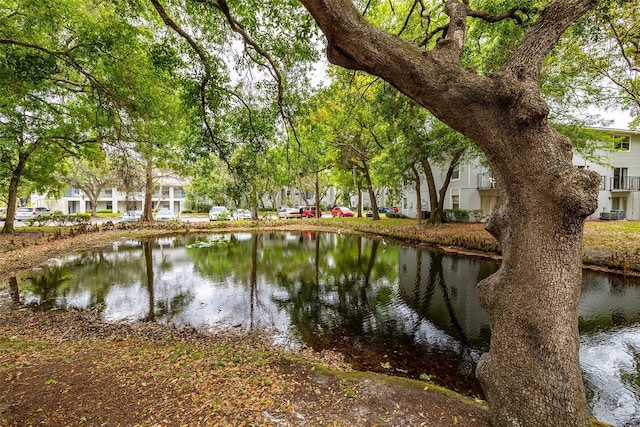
[99,189,114,199]
[477,173,497,190]
[609,176,640,191]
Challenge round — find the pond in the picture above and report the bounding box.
[7,231,640,427]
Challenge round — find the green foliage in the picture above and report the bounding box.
[420,373,434,382]
[26,213,91,227]
[469,210,484,223]
[443,209,470,223]
[385,212,408,219]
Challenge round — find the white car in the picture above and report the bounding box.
[15,206,50,221]
[277,206,302,219]
[155,209,179,221]
[209,206,229,221]
[122,210,143,223]
[231,209,252,220]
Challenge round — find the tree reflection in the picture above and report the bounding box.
[22,267,73,310]
[143,240,155,321]
[9,276,20,305]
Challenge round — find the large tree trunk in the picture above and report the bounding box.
[475,127,598,426]
[300,1,600,425]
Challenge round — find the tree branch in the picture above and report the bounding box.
[501,0,598,79]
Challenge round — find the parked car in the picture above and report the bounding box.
[155,209,179,221]
[15,206,50,221]
[378,207,395,214]
[331,206,355,218]
[0,207,6,220]
[231,209,252,220]
[277,206,302,219]
[122,210,143,223]
[209,206,229,221]
[301,206,322,218]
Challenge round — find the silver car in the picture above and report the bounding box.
[15,206,50,221]
[122,210,143,223]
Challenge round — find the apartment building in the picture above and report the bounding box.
[30,176,188,215]
[400,128,640,221]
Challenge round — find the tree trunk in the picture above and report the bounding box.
[2,174,20,234]
[250,187,258,220]
[142,157,154,222]
[411,165,422,225]
[420,159,441,224]
[300,1,600,424]
[362,165,379,220]
[315,171,321,217]
[474,128,598,427]
[1,154,28,234]
[88,195,98,218]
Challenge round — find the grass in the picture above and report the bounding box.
[583,221,640,253]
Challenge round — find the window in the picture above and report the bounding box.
[612,197,627,211]
[174,187,185,198]
[452,195,460,210]
[614,135,630,150]
[104,188,113,197]
[106,202,113,211]
[452,166,460,180]
[613,167,628,190]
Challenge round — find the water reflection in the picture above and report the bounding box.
[7,232,640,426]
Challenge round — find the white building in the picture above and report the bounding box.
[31,176,188,215]
[400,128,640,221]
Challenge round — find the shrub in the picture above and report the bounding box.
[443,209,470,222]
[191,201,212,213]
[469,210,484,223]
[28,213,91,226]
[386,212,408,219]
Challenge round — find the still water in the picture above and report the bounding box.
[8,231,640,426]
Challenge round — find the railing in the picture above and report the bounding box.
[477,173,497,190]
[64,187,82,198]
[598,176,606,190]
[609,176,640,191]
[99,190,113,199]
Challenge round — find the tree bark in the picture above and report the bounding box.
[315,171,321,217]
[361,164,379,220]
[420,159,441,224]
[410,165,422,225]
[142,156,154,222]
[300,0,600,425]
[2,153,28,234]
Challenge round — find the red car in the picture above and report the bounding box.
[331,206,355,218]
[301,206,322,218]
